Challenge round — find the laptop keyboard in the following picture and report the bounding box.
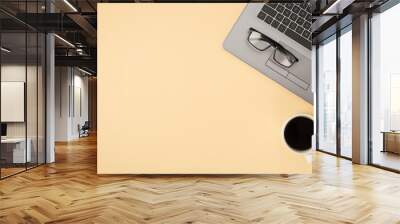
[257,3,312,50]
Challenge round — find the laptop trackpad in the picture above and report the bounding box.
[266,57,309,90]
[287,72,309,90]
[266,58,288,78]
[278,42,311,84]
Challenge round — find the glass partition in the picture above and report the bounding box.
[0,31,28,177]
[0,2,46,179]
[27,31,38,169]
[38,32,46,165]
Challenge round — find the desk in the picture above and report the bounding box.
[1,138,31,163]
[381,131,400,154]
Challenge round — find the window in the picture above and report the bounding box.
[317,36,337,154]
[370,3,400,171]
[339,28,352,158]
[317,25,353,159]
[390,74,400,130]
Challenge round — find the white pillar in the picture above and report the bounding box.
[352,14,369,164]
[46,32,55,163]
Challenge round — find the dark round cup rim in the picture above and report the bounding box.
[282,114,314,153]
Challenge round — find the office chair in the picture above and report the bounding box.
[79,121,90,138]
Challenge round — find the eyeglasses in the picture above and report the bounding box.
[247,27,298,68]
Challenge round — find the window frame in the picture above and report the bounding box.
[315,24,353,161]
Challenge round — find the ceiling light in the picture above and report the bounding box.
[54,34,75,48]
[63,0,78,12]
[78,67,93,76]
[1,47,11,53]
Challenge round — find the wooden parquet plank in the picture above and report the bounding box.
[0,134,400,223]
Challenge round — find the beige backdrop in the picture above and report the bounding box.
[97,4,313,174]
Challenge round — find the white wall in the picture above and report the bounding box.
[72,73,89,138]
[55,67,70,141]
[55,67,89,141]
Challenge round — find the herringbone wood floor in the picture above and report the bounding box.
[1,134,400,224]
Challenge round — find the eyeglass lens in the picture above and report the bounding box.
[248,28,298,68]
[273,48,297,68]
[248,30,272,51]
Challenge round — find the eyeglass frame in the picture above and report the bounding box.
[247,27,299,68]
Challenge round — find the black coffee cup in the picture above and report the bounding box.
[283,115,314,152]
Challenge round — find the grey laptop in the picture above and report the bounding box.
[224,3,313,104]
